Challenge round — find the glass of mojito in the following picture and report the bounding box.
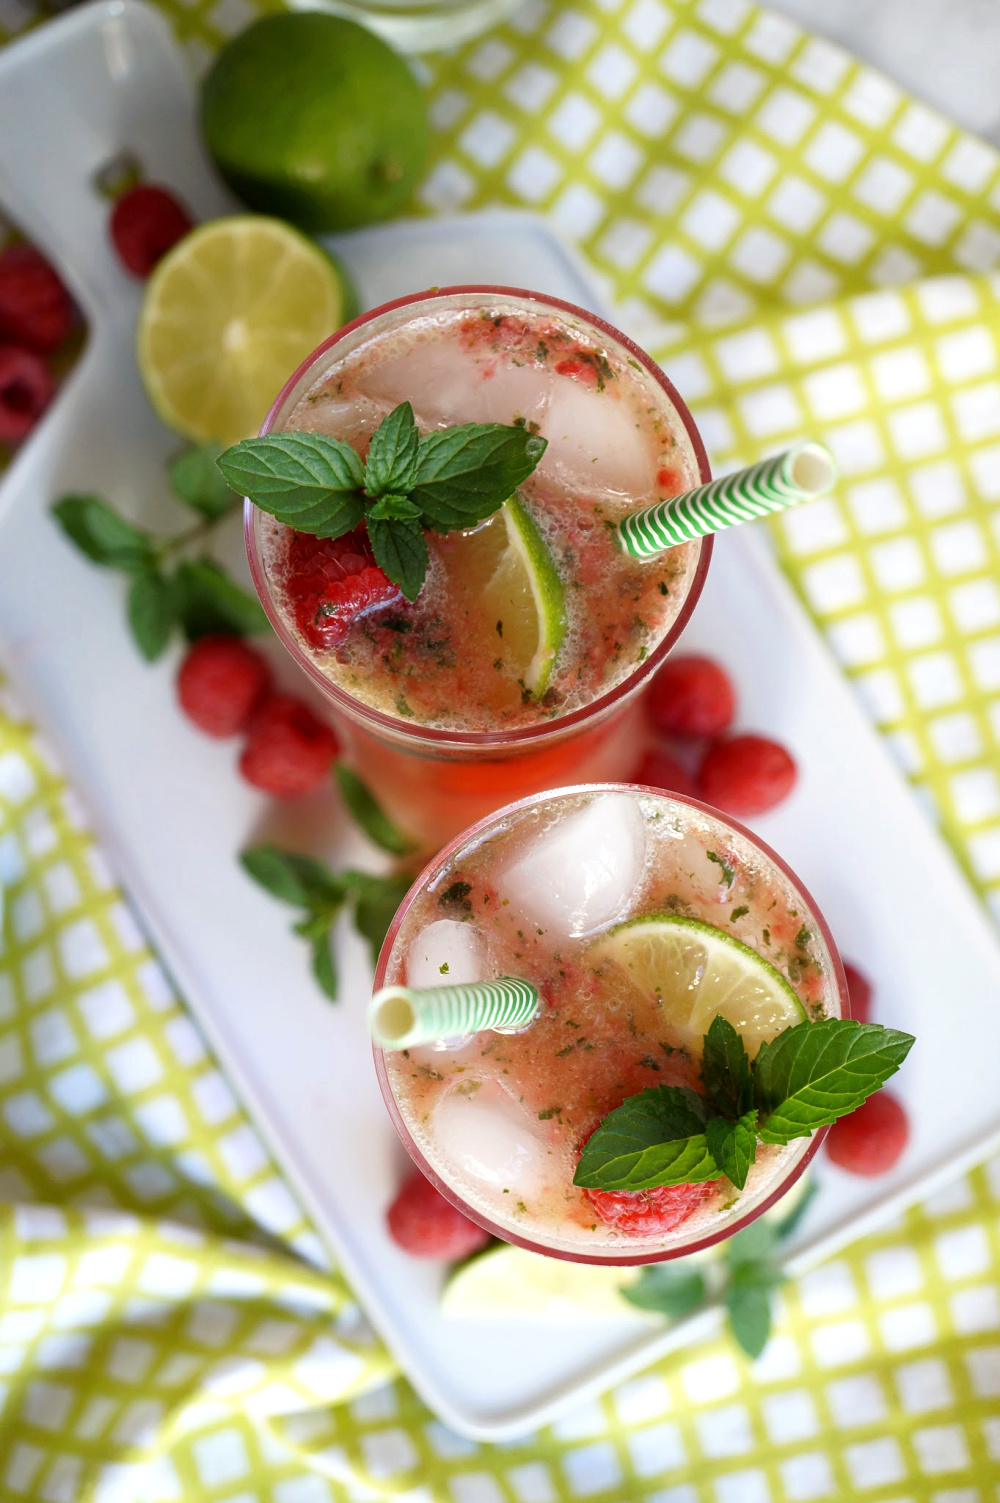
[243,288,712,847]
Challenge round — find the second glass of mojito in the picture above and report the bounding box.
[246,287,712,846]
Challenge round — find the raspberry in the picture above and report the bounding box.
[0,244,75,354]
[648,655,736,739]
[825,1091,909,1177]
[109,185,193,278]
[177,635,271,738]
[239,693,339,798]
[0,344,54,444]
[843,961,873,1023]
[584,1180,718,1236]
[284,528,402,650]
[698,735,797,816]
[633,747,695,797]
[387,1171,491,1260]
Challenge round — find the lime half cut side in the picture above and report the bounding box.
[451,493,567,697]
[590,914,807,1057]
[137,215,350,446]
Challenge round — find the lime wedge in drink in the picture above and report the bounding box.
[450,494,566,697]
[590,915,806,1056]
[137,216,351,446]
[442,1243,646,1320]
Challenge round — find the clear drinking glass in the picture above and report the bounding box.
[373,784,849,1265]
[246,287,713,848]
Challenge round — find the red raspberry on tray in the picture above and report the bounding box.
[0,344,55,444]
[387,1171,491,1260]
[285,528,402,650]
[0,243,75,354]
[825,1090,909,1176]
[177,635,272,738]
[698,734,797,816]
[583,1181,717,1236]
[843,961,873,1023]
[632,747,695,798]
[110,184,193,278]
[239,692,339,799]
[649,654,736,739]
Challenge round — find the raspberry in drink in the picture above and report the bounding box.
[373,784,849,1263]
[246,289,712,845]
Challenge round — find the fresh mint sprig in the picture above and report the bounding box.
[574,1014,914,1195]
[216,401,547,601]
[51,443,267,661]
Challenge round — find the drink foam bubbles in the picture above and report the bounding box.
[498,791,646,939]
[406,918,486,988]
[432,1083,552,1196]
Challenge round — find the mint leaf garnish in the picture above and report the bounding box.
[219,406,546,601]
[573,1085,718,1191]
[725,1259,782,1358]
[335,764,418,855]
[623,1265,706,1319]
[363,401,420,497]
[701,1015,753,1119]
[410,424,547,531]
[174,559,269,639]
[754,1018,914,1144]
[52,494,154,572]
[705,1111,758,1191]
[169,444,236,521]
[240,846,352,908]
[127,570,176,661]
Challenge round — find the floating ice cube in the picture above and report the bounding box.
[499,792,646,939]
[358,340,552,433]
[405,919,486,989]
[541,380,659,501]
[432,1083,551,1195]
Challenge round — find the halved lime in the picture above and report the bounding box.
[590,914,806,1056]
[449,493,566,696]
[137,216,351,446]
[442,1243,643,1320]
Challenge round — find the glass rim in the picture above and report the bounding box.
[245,284,714,750]
[372,781,849,1266]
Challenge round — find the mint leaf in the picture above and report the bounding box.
[240,846,352,909]
[573,1085,718,1191]
[169,444,236,521]
[218,432,365,507]
[725,1260,782,1358]
[354,871,414,967]
[773,1176,819,1242]
[175,559,269,639]
[754,1019,915,1144]
[309,929,338,1000]
[52,494,154,572]
[364,402,420,497]
[335,764,418,854]
[725,1217,778,1266]
[367,514,428,601]
[368,494,421,522]
[127,570,176,661]
[623,1266,706,1319]
[701,1015,754,1119]
[707,850,735,886]
[705,1112,758,1191]
[411,425,547,531]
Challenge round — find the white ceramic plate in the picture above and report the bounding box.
[2,0,999,1441]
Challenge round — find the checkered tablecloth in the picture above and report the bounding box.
[1,0,999,1498]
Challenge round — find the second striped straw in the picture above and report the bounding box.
[617,442,837,560]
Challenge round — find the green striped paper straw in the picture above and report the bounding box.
[369,977,539,1051]
[617,442,837,559]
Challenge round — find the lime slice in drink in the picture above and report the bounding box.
[137,216,351,446]
[450,494,566,697]
[442,1243,646,1320]
[590,915,806,1056]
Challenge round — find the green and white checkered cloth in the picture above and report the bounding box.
[1,0,1000,1498]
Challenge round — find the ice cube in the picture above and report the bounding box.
[405,919,486,989]
[357,340,552,433]
[432,1083,551,1195]
[540,380,659,500]
[498,791,646,938]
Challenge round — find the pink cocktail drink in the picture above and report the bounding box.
[246,289,711,846]
[374,785,849,1265]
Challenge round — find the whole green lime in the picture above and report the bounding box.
[200,14,428,232]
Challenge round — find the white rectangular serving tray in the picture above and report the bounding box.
[2,0,1000,1441]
